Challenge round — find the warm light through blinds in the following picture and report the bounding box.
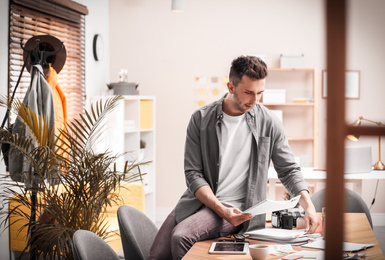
[8,0,87,124]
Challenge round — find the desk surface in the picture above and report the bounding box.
[182,213,384,260]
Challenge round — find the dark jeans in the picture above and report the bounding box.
[146,206,242,260]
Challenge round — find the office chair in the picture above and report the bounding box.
[73,230,120,260]
[310,188,373,228]
[117,205,158,260]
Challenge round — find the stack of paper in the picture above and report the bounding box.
[246,228,309,245]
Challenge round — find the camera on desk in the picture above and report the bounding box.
[271,209,305,230]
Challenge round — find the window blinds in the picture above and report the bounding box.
[8,0,88,124]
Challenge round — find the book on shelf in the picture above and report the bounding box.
[292,97,314,103]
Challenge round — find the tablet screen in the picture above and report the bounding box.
[209,242,248,254]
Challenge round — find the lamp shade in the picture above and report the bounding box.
[172,0,186,12]
[346,118,362,141]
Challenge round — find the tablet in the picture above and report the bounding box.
[208,242,249,254]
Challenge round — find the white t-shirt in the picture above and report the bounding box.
[216,112,251,210]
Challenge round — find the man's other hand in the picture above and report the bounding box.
[304,207,319,233]
[297,190,320,234]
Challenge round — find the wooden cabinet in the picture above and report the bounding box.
[262,68,319,167]
[94,95,156,222]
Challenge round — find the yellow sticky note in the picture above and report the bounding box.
[198,88,206,95]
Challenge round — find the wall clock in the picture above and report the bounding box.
[93,34,103,61]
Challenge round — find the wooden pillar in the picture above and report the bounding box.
[325,0,346,259]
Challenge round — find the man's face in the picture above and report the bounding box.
[228,75,265,115]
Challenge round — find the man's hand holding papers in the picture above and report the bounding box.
[243,195,301,216]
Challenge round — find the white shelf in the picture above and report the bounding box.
[93,95,156,222]
[140,128,155,132]
[264,68,319,167]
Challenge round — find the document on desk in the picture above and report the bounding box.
[243,195,301,216]
[302,240,375,251]
[283,250,324,260]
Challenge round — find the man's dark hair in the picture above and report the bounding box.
[229,56,268,86]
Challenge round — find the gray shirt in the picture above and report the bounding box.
[175,95,308,232]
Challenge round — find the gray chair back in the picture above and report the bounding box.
[117,205,158,260]
[73,229,120,260]
[310,188,373,228]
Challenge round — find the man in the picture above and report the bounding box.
[147,56,319,260]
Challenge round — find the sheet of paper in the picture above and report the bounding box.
[284,250,324,260]
[243,195,301,216]
[270,244,295,254]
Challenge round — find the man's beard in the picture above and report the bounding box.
[232,91,247,114]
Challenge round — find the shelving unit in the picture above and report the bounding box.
[263,68,319,167]
[93,95,156,222]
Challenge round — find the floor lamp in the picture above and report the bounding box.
[347,116,385,170]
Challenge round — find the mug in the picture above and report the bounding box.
[249,244,269,260]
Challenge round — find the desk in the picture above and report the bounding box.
[182,213,384,259]
[268,167,385,199]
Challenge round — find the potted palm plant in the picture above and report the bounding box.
[0,95,147,259]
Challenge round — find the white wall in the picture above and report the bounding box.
[75,0,111,105]
[109,0,385,217]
